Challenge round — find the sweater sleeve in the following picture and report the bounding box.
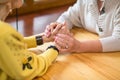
[0,21,58,80]
[100,7,120,52]
[24,36,37,48]
[57,0,83,29]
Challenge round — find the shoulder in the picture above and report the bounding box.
[113,0,120,17]
[75,0,94,6]
[77,0,92,4]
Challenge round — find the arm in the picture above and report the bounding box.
[77,4,120,52]
[99,7,120,52]
[24,33,55,48]
[0,21,59,80]
[55,7,120,53]
[57,0,83,29]
[77,40,102,53]
[55,34,102,53]
[44,0,83,38]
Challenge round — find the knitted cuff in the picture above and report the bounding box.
[47,45,59,53]
[35,35,43,45]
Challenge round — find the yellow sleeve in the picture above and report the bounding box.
[0,21,58,80]
[24,36,37,48]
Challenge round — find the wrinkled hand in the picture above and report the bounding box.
[54,33,80,53]
[45,22,64,37]
[44,22,70,42]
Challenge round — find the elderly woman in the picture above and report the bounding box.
[45,0,120,53]
[0,1,59,80]
[0,21,59,80]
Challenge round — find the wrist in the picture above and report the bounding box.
[35,35,43,45]
[35,34,54,45]
[47,45,59,53]
[74,40,82,53]
[42,34,54,43]
[42,35,50,43]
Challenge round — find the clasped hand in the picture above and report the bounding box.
[44,22,79,53]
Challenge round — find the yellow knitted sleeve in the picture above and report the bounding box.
[0,21,58,80]
[24,36,37,48]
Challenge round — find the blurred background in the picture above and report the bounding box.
[0,0,76,36]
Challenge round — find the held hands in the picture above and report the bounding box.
[44,22,70,42]
[44,22,70,37]
[44,22,79,53]
[54,34,80,53]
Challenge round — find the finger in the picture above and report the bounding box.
[55,43,69,53]
[50,22,59,32]
[56,34,70,41]
[45,22,58,37]
[60,48,69,53]
[60,26,68,34]
[46,25,51,31]
[69,33,74,37]
[52,24,62,35]
[50,22,59,26]
[57,47,68,53]
[55,43,62,51]
[59,24,70,35]
[52,24,63,35]
[56,34,73,47]
[44,25,51,37]
[55,42,69,53]
[54,37,66,48]
[50,22,67,35]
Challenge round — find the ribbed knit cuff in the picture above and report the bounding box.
[35,35,43,45]
[47,45,59,53]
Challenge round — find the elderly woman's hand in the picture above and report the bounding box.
[54,33,80,53]
[44,22,63,37]
[44,22,70,42]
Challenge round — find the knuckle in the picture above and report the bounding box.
[50,22,55,25]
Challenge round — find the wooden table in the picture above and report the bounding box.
[34,27,120,80]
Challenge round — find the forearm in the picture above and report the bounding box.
[24,34,53,48]
[0,46,58,80]
[75,40,102,53]
[0,21,58,79]
[100,36,120,52]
